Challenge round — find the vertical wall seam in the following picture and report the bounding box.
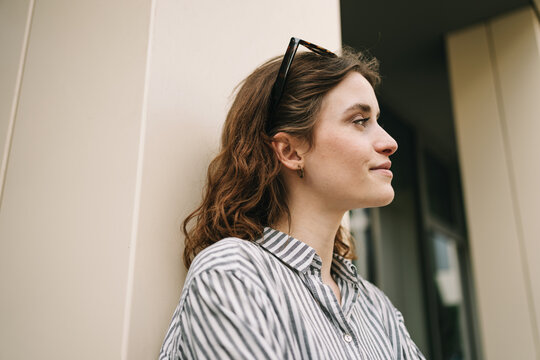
[0,0,35,212]
[485,21,540,358]
[120,0,157,358]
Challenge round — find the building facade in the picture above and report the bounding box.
[1,1,539,359]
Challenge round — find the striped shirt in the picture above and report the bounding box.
[159,227,426,359]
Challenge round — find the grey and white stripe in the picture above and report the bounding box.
[159,227,426,359]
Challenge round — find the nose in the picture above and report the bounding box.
[374,126,398,156]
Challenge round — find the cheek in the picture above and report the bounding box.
[310,134,371,176]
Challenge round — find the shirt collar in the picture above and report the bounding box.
[256,227,316,273]
[257,227,359,282]
[331,253,359,283]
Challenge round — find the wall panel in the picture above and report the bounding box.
[0,0,32,196]
[0,1,152,358]
[490,9,540,341]
[446,6,540,359]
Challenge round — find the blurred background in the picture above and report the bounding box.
[1,0,539,359]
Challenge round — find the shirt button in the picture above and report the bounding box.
[343,334,353,343]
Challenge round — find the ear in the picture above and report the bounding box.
[271,132,308,171]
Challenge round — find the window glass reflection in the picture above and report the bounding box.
[432,230,466,360]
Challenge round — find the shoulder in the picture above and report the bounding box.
[159,238,273,360]
[185,237,268,287]
[358,277,390,302]
[189,237,264,271]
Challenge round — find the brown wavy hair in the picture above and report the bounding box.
[182,46,381,269]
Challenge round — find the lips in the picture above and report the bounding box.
[370,161,393,177]
[370,161,392,170]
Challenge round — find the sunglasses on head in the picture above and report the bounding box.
[267,37,337,134]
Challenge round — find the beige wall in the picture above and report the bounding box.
[0,0,342,359]
[0,0,152,358]
[446,6,540,360]
[127,2,342,358]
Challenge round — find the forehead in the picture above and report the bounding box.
[319,72,379,115]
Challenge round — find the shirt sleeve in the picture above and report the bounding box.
[362,279,427,360]
[159,269,287,360]
[393,307,427,360]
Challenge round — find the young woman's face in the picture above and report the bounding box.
[303,71,398,211]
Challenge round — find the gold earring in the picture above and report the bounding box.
[297,165,304,178]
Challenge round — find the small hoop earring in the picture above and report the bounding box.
[297,166,304,179]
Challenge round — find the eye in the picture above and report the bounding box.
[352,117,370,126]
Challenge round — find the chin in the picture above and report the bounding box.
[379,193,395,206]
[365,189,395,208]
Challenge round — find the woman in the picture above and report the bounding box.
[159,37,426,360]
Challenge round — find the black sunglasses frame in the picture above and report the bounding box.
[267,37,337,134]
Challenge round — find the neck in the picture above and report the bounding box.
[273,193,346,282]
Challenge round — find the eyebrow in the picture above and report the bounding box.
[343,103,380,119]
